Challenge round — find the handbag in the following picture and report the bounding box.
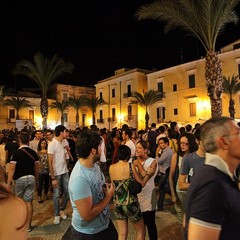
[128,163,142,195]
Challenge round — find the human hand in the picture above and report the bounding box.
[105,183,115,199]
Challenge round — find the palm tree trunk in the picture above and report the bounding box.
[16,110,20,120]
[229,98,235,119]
[41,95,48,129]
[205,51,223,117]
[92,110,96,125]
[145,111,149,130]
[76,111,79,128]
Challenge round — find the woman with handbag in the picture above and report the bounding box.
[109,145,154,240]
[134,140,158,240]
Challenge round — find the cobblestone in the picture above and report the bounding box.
[28,195,183,240]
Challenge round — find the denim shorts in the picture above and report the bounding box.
[15,175,35,202]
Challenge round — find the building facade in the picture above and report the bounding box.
[95,68,152,130]
[0,84,95,131]
[95,40,240,130]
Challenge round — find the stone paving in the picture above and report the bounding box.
[28,194,183,240]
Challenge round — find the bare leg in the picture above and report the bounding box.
[25,201,33,228]
[117,219,128,240]
[133,218,145,240]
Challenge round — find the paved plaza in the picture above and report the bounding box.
[28,193,183,240]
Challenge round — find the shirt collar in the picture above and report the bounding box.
[19,145,29,149]
[205,153,234,180]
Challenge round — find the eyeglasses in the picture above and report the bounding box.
[180,142,189,146]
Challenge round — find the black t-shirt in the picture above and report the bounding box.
[5,142,19,163]
[11,147,38,180]
[185,165,240,240]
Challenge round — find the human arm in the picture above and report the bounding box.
[169,153,178,203]
[48,153,58,188]
[7,163,16,188]
[188,221,220,240]
[74,183,114,221]
[132,160,157,187]
[178,174,190,191]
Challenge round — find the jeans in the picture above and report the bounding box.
[38,173,50,196]
[142,210,158,240]
[15,175,35,202]
[53,172,69,216]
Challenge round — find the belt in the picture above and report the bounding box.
[18,175,35,179]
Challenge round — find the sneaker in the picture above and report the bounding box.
[53,216,60,225]
[60,210,67,220]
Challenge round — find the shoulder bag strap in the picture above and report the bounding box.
[129,163,134,179]
[21,148,37,161]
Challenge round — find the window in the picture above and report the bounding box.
[157,82,163,97]
[112,108,116,121]
[128,105,132,116]
[112,88,115,98]
[63,93,68,101]
[127,84,131,97]
[82,114,86,125]
[100,92,103,100]
[63,113,68,122]
[9,109,15,118]
[100,110,103,120]
[189,74,195,88]
[157,107,165,119]
[29,110,34,122]
[173,84,177,92]
[189,103,196,117]
[238,64,240,76]
[174,108,178,115]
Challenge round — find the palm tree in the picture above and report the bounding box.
[223,74,240,119]
[0,85,8,103]
[83,96,106,125]
[3,97,32,120]
[68,95,85,128]
[50,100,69,125]
[130,90,162,130]
[13,52,74,129]
[136,0,240,117]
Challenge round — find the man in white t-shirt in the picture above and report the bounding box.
[122,128,135,159]
[48,125,69,225]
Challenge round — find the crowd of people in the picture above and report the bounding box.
[0,117,240,240]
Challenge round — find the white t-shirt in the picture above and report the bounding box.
[48,138,68,176]
[62,139,70,159]
[125,140,136,157]
[100,136,106,163]
[137,157,158,212]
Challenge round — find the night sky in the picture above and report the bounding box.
[1,0,240,88]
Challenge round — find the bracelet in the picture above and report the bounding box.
[146,173,151,177]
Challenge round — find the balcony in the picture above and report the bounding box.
[123,92,133,98]
[97,119,104,124]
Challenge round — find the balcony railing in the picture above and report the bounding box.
[97,119,104,124]
[123,92,133,98]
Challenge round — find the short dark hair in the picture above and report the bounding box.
[186,124,192,132]
[76,131,102,158]
[159,137,169,144]
[117,145,131,161]
[124,128,132,138]
[18,132,29,145]
[55,125,66,137]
